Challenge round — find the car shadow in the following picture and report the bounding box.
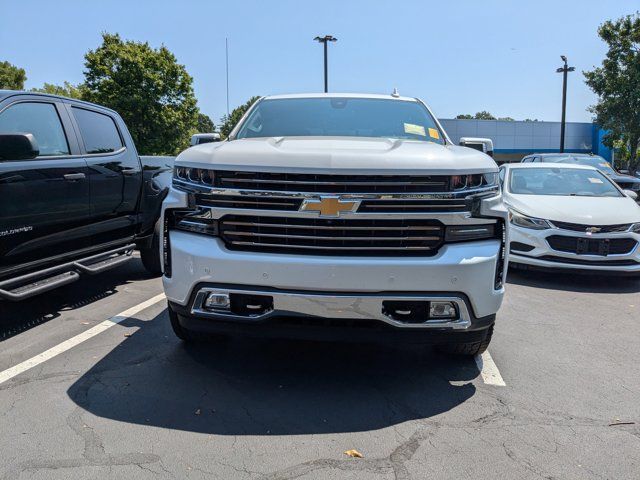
[67,310,480,435]
[0,258,158,340]
[506,266,640,294]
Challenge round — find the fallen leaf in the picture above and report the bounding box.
[195,408,201,415]
[81,322,90,325]
[124,333,132,337]
[344,449,364,458]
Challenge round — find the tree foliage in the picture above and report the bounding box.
[455,111,512,121]
[31,81,85,99]
[0,61,26,90]
[197,112,215,133]
[584,13,640,175]
[82,33,199,155]
[220,96,261,138]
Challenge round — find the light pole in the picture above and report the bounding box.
[556,55,575,153]
[314,35,337,93]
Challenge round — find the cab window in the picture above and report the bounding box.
[0,102,70,156]
[72,107,123,154]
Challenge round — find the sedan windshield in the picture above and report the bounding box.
[544,155,616,174]
[235,97,445,144]
[509,167,622,197]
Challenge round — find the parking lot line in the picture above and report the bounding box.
[0,293,165,386]
[475,351,506,386]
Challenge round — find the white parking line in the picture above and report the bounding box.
[475,351,506,386]
[0,293,165,386]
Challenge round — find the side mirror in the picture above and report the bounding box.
[459,137,494,158]
[623,189,638,201]
[0,133,39,160]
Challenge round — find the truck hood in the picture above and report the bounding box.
[176,137,497,174]
[505,194,640,225]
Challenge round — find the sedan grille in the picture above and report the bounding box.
[550,221,632,233]
[547,235,637,256]
[219,215,445,256]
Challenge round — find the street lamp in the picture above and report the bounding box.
[314,35,337,93]
[556,55,575,153]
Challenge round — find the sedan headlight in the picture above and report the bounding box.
[630,223,640,233]
[509,209,552,230]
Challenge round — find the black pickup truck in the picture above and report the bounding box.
[0,91,172,301]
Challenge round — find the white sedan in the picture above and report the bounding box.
[500,163,640,273]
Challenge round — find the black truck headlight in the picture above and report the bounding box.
[173,166,215,188]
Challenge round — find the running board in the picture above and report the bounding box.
[0,244,135,301]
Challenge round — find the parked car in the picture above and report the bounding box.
[0,91,173,301]
[161,93,508,356]
[521,153,640,195]
[190,133,221,146]
[500,163,640,274]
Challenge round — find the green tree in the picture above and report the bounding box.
[497,117,515,122]
[455,114,474,119]
[197,112,215,133]
[0,61,26,90]
[31,81,85,99]
[584,13,640,175]
[82,33,198,155]
[474,111,496,120]
[220,96,261,138]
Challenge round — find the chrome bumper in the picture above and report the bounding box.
[190,287,473,329]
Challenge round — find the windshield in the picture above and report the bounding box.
[544,155,616,174]
[235,97,445,144]
[509,167,622,197]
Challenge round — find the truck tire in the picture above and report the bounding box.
[437,325,493,356]
[140,223,162,276]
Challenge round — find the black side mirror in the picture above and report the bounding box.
[0,133,39,160]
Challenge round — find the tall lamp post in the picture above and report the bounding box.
[556,55,575,153]
[314,35,337,93]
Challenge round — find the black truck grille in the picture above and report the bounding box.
[215,171,451,193]
[195,194,301,211]
[219,215,445,256]
[546,235,637,256]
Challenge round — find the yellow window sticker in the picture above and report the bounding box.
[428,128,440,139]
[588,177,603,184]
[404,123,426,136]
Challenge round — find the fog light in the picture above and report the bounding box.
[204,292,230,310]
[429,301,457,319]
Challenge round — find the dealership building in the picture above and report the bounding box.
[438,118,612,164]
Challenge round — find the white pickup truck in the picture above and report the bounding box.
[161,93,508,356]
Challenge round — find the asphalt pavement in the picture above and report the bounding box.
[0,257,639,479]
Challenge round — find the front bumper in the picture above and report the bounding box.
[509,224,640,273]
[163,230,505,322]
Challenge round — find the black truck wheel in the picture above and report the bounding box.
[437,325,494,356]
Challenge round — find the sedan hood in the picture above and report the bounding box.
[506,194,640,225]
[176,137,497,175]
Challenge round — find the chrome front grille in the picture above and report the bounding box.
[215,171,451,193]
[219,215,445,256]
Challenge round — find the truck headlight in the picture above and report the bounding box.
[451,173,498,190]
[173,166,215,187]
[509,209,552,230]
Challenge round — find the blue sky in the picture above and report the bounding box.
[1,0,637,125]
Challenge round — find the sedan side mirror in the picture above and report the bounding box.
[459,137,494,158]
[623,189,638,200]
[0,133,39,160]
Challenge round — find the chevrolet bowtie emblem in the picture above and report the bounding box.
[585,226,601,235]
[300,196,360,217]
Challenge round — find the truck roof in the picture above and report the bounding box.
[263,92,419,102]
[0,90,120,115]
